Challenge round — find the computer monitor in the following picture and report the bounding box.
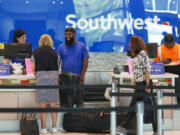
[127,43,157,58]
[4,43,32,59]
[0,49,4,56]
[145,43,157,58]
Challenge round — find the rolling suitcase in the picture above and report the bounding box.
[63,111,132,133]
[63,112,104,133]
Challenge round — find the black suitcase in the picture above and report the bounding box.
[63,112,104,133]
[63,111,135,134]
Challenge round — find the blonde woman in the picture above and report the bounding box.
[31,34,59,134]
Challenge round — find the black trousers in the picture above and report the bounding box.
[59,73,84,107]
[120,81,157,133]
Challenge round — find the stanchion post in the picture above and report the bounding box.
[157,90,163,135]
[136,101,144,135]
[111,82,116,135]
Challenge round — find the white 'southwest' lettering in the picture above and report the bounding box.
[66,14,161,30]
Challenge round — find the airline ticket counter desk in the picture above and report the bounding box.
[0,75,66,132]
[0,75,37,120]
[111,72,178,119]
[0,72,178,133]
[111,72,179,133]
[0,73,177,120]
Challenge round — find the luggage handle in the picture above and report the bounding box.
[21,112,36,120]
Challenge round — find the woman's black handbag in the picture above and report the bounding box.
[20,113,39,135]
[143,94,157,124]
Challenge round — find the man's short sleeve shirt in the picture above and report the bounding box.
[57,41,88,75]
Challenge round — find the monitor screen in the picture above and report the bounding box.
[0,49,4,56]
[145,43,157,58]
[127,43,157,58]
[4,43,32,59]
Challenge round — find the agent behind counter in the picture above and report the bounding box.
[154,33,180,104]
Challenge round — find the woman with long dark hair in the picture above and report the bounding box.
[117,36,157,135]
[4,29,27,65]
[13,28,26,43]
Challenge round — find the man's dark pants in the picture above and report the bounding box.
[59,73,84,107]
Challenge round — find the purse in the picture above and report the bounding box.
[20,113,39,135]
[143,93,157,124]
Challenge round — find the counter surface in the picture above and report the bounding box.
[0,75,35,79]
[110,72,179,79]
[0,75,35,91]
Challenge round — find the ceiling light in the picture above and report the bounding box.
[60,1,64,5]
[25,0,29,4]
[52,1,56,5]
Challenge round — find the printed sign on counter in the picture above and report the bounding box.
[25,58,34,75]
[0,63,11,75]
[150,62,165,74]
[127,58,134,75]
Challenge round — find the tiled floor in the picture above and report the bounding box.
[0,131,180,135]
[144,131,180,135]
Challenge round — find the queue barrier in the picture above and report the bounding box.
[0,83,179,135]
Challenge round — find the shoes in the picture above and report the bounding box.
[50,128,58,134]
[116,126,127,135]
[40,128,47,134]
[153,132,157,135]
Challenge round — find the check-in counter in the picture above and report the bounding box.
[0,72,176,120]
[0,75,37,119]
[111,72,177,119]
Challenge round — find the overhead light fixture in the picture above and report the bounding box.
[25,0,29,4]
[52,1,56,5]
[146,1,150,5]
[60,1,64,5]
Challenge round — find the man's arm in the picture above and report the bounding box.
[153,46,171,64]
[58,56,61,72]
[80,58,88,83]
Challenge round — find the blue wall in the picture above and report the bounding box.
[0,0,179,52]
